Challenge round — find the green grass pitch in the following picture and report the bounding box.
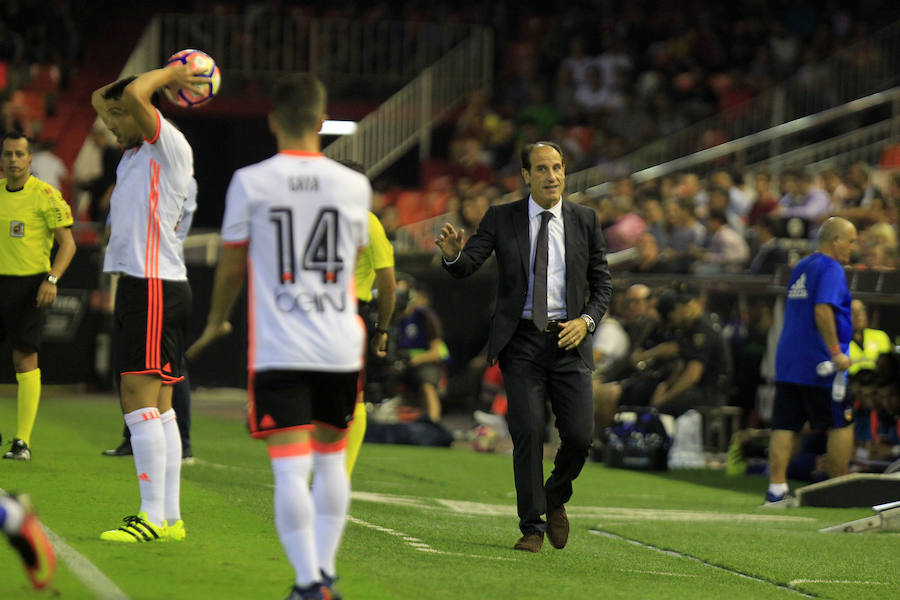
[0,390,897,599]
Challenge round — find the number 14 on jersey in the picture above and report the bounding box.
[269,207,344,285]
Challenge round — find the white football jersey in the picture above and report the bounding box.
[222,151,371,372]
[103,109,193,280]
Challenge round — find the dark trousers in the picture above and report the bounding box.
[499,320,593,535]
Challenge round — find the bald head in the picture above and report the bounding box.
[626,284,651,301]
[624,284,652,321]
[817,217,858,264]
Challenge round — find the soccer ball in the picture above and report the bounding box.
[163,49,221,108]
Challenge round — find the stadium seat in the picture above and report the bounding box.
[880,144,900,168]
[23,65,61,94]
[850,269,881,293]
[395,190,426,226]
[879,271,900,294]
[10,90,46,121]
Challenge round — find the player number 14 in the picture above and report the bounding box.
[269,207,344,285]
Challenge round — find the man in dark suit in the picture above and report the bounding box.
[436,142,612,552]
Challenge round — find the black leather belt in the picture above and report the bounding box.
[521,319,564,333]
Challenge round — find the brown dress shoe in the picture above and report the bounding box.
[513,532,543,553]
[546,505,569,549]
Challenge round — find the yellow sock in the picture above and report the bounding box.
[16,368,41,446]
[345,399,367,477]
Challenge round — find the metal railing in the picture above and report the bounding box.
[745,119,895,174]
[323,29,493,177]
[566,19,900,192]
[158,13,481,97]
[568,87,900,195]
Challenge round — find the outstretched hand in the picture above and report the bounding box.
[186,321,233,361]
[435,223,464,259]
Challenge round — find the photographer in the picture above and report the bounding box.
[391,276,449,422]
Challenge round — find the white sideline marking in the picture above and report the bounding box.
[618,569,696,578]
[43,528,131,600]
[352,491,816,524]
[591,529,816,598]
[789,579,888,587]
[348,516,517,561]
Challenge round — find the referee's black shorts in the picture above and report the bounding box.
[115,275,191,384]
[0,273,46,353]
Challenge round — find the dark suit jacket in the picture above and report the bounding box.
[443,197,612,368]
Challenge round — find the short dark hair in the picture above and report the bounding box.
[520,141,565,171]
[1,131,32,154]
[102,76,138,101]
[708,208,727,224]
[272,73,326,138]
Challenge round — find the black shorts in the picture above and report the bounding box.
[772,382,853,432]
[0,274,46,353]
[115,276,191,384]
[249,369,360,438]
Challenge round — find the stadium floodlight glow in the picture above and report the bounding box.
[320,120,358,136]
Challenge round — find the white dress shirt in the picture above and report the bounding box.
[522,195,567,321]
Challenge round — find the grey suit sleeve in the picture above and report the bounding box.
[442,205,498,279]
[583,209,612,323]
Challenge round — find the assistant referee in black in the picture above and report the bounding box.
[0,132,76,460]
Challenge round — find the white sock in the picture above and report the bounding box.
[124,408,166,526]
[0,496,25,534]
[272,454,319,587]
[312,449,350,579]
[160,409,182,524]
[768,482,789,496]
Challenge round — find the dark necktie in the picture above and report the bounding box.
[532,211,553,332]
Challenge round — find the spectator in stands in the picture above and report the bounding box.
[650,91,689,137]
[847,162,884,208]
[748,171,778,223]
[709,169,752,220]
[639,197,667,248]
[859,222,898,270]
[449,137,494,185]
[630,231,687,274]
[676,173,706,218]
[394,277,448,422]
[73,123,120,223]
[661,197,705,264]
[773,170,830,230]
[517,83,559,138]
[603,195,646,252]
[823,168,850,211]
[552,64,579,125]
[560,36,594,89]
[453,189,490,234]
[29,139,67,194]
[849,300,892,377]
[748,214,789,275]
[573,65,606,117]
[705,185,745,235]
[693,208,750,274]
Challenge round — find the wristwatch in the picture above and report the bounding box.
[46,274,59,285]
[374,323,388,335]
[580,314,595,333]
